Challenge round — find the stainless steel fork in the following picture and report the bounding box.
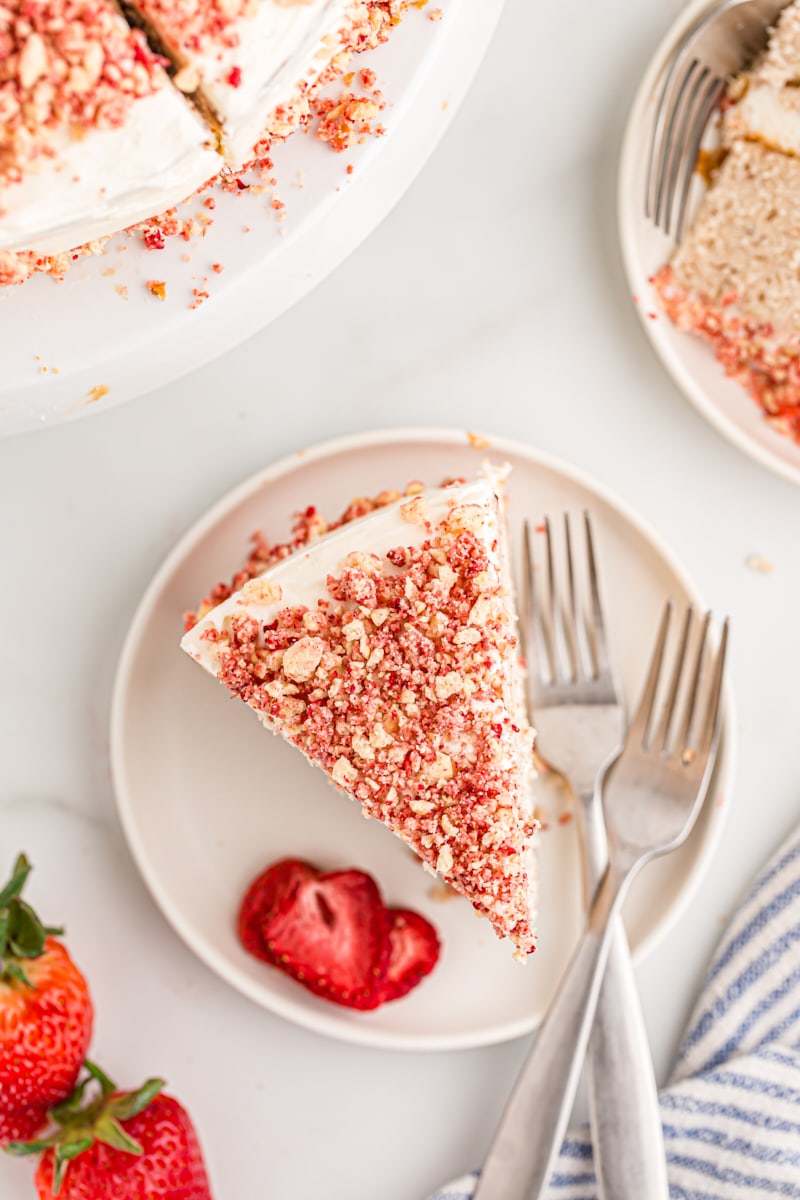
[517,514,667,1200]
[646,0,788,241]
[473,602,729,1200]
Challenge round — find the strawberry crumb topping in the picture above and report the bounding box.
[128,0,250,55]
[0,0,164,189]
[315,83,386,153]
[198,493,537,956]
[654,265,800,441]
[184,482,449,630]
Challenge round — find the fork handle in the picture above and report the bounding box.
[579,787,670,1200]
[588,925,669,1199]
[472,857,636,1200]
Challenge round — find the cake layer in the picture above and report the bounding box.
[669,139,800,330]
[181,473,538,956]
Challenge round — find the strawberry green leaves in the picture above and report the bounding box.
[6,1064,166,1194]
[0,854,64,987]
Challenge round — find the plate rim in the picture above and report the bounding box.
[617,0,800,489]
[110,425,737,1051]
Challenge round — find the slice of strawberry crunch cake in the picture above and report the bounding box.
[181,468,538,957]
[654,0,800,439]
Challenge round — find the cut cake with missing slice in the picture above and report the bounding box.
[181,470,538,956]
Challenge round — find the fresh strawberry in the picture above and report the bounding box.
[376,909,441,1003]
[237,859,316,963]
[1,1106,53,1144]
[0,855,93,1143]
[7,1063,213,1199]
[262,868,392,1009]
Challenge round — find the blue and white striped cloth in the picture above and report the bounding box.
[427,823,800,1200]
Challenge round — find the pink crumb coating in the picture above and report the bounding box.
[654,264,800,442]
[183,480,447,631]
[0,0,165,189]
[127,0,251,56]
[202,510,537,956]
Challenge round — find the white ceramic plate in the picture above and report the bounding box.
[111,427,735,1051]
[618,0,800,487]
[0,0,502,438]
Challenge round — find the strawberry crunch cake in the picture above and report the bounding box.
[0,0,403,286]
[181,469,538,957]
[654,1,800,441]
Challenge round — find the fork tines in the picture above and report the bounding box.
[521,514,614,701]
[647,59,725,241]
[645,0,789,243]
[630,600,729,764]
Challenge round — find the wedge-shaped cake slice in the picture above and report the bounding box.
[181,472,538,955]
[654,0,800,437]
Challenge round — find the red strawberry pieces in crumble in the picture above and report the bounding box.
[238,858,440,1010]
[183,483,432,632]
[0,0,165,191]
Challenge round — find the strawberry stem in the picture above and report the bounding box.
[5,1066,166,1196]
[0,854,64,986]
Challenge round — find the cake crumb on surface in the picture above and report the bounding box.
[467,431,491,450]
[746,553,775,574]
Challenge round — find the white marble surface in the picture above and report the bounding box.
[1,0,800,1197]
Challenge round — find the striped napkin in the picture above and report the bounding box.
[426,823,800,1200]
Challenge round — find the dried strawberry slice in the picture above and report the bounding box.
[237,859,316,964]
[262,870,391,1010]
[375,908,441,1003]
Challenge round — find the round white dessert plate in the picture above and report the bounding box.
[0,0,502,438]
[111,427,736,1051]
[618,0,800,487]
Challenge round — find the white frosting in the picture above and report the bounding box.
[182,471,536,787]
[0,87,222,256]
[730,85,800,157]
[182,0,355,167]
[182,476,512,671]
[182,471,534,775]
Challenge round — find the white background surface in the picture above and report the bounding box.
[1,0,799,1197]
